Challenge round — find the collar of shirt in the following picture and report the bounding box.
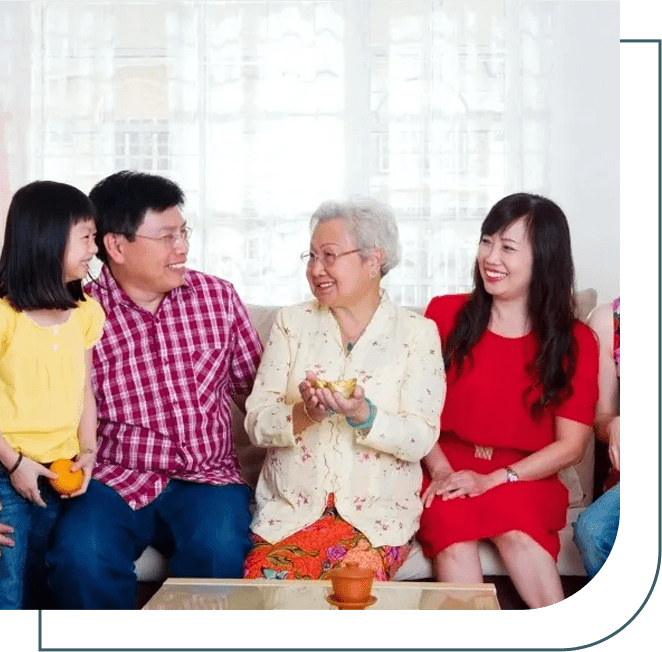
[87,265,193,315]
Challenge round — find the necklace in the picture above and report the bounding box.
[341,324,366,352]
[338,318,371,354]
[334,292,382,354]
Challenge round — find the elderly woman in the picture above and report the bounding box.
[243,198,445,581]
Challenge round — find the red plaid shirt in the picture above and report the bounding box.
[85,267,262,509]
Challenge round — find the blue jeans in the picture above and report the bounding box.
[573,483,620,578]
[46,478,252,609]
[0,470,62,609]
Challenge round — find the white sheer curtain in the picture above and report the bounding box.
[0,1,617,306]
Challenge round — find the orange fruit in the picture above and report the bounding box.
[49,458,83,495]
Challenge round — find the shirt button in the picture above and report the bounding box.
[53,343,58,351]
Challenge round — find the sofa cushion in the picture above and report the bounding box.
[134,289,597,582]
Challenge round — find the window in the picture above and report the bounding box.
[8,1,557,305]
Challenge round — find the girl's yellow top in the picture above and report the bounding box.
[0,296,105,463]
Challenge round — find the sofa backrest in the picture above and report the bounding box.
[233,288,598,506]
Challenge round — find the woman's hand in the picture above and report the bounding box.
[65,449,96,498]
[298,372,331,424]
[607,416,620,471]
[9,456,58,508]
[436,470,495,501]
[421,469,454,508]
[0,521,14,547]
[314,382,369,423]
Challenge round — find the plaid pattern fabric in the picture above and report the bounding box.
[85,267,262,509]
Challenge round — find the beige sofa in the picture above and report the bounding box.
[135,289,598,583]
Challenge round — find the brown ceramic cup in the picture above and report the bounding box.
[329,563,374,603]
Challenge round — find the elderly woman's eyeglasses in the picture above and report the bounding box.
[131,227,193,248]
[300,249,360,268]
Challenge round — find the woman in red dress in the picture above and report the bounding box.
[418,193,599,608]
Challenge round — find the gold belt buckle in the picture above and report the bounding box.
[474,445,493,460]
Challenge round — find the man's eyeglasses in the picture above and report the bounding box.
[300,249,361,268]
[130,227,192,248]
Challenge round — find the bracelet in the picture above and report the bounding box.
[7,451,23,476]
[78,448,96,457]
[346,398,377,430]
[301,402,322,424]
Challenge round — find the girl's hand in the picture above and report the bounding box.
[66,449,96,498]
[607,416,620,471]
[421,469,454,508]
[9,456,58,508]
[298,372,330,424]
[438,470,494,501]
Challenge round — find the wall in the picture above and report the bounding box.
[548,1,620,304]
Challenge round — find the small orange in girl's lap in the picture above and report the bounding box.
[49,458,83,495]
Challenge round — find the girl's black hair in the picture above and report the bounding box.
[0,180,96,310]
[444,192,578,418]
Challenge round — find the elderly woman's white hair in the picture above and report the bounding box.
[309,197,401,276]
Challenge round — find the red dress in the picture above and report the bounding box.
[417,295,599,561]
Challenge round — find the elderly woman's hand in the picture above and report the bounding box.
[315,383,371,424]
[298,372,332,424]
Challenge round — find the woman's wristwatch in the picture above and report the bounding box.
[505,466,519,483]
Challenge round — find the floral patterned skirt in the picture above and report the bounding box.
[243,494,412,581]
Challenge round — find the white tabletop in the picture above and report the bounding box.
[142,577,500,610]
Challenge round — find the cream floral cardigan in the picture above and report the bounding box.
[245,292,445,547]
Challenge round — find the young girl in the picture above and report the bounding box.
[0,180,105,609]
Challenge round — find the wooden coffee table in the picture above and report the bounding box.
[142,577,500,610]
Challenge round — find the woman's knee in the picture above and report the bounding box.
[492,530,540,557]
[436,540,479,564]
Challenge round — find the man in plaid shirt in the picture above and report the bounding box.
[47,171,263,609]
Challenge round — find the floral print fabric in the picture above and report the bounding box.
[243,494,412,580]
[244,292,445,547]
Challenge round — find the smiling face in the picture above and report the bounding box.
[63,219,98,283]
[477,216,534,303]
[305,218,379,309]
[116,206,189,299]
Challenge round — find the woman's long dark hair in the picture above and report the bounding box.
[444,193,577,419]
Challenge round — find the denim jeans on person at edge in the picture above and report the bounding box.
[573,483,620,578]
